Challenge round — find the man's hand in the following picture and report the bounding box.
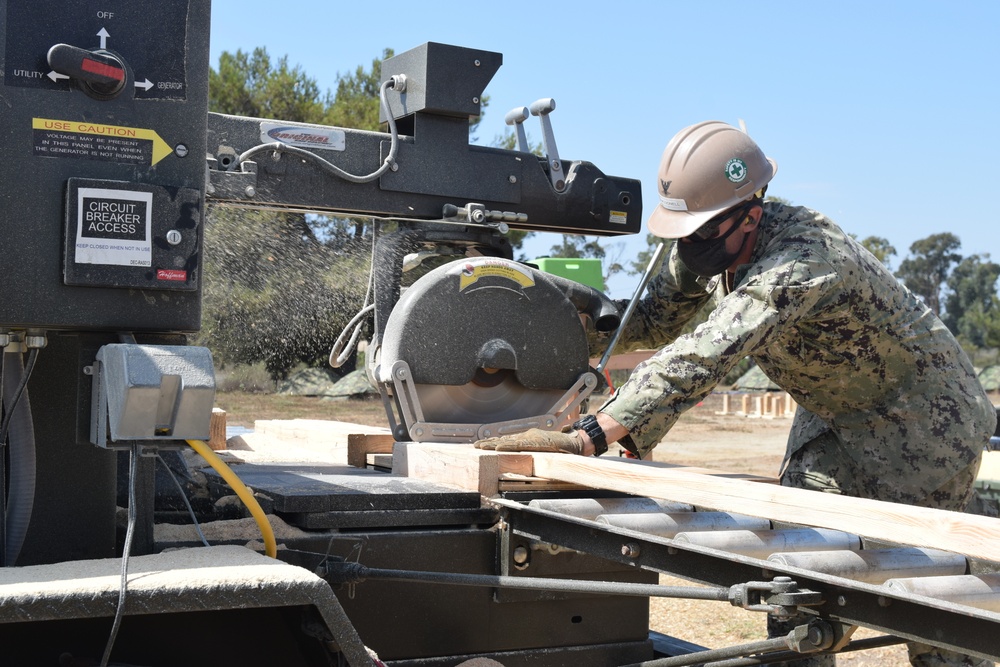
[475,428,584,455]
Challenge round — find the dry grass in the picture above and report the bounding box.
[214,391,389,428]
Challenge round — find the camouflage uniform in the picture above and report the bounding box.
[598,201,996,666]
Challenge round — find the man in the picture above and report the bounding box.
[478,120,996,666]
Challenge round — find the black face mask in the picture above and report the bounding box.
[677,215,749,277]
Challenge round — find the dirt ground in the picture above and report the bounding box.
[215,390,914,665]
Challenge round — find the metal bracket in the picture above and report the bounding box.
[729,576,824,617]
[440,202,528,232]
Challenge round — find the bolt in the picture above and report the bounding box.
[244,186,256,197]
[808,625,825,645]
[474,59,481,67]
[83,365,94,376]
[544,419,554,428]
[174,144,189,158]
[837,595,847,606]
[877,595,892,608]
[508,175,517,184]
[413,428,423,438]
[621,543,641,559]
[512,545,529,565]
[473,96,480,104]
[166,229,182,245]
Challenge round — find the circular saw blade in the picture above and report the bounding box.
[411,369,569,425]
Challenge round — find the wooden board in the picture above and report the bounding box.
[531,454,1000,563]
[395,443,774,497]
[393,442,533,497]
[226,419,392,464]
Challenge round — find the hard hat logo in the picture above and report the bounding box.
[725,158,748,183]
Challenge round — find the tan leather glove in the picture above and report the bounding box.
[475,428,583,454]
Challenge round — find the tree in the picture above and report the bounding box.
[894,233,962,316]
[209,48,325,123]
[199,208,371,381]
[205,48,383,381]
[322,49,392,130]
[942,254,1000,348]
[857,236,896,268]
[631,233,667,276]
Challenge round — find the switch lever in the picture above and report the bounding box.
[47,43,127,99]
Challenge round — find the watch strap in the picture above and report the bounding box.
[572,414,608,457]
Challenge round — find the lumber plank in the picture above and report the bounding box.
[347,433,396,468]
[648,461,776,483]
[530,454,1000,562]
[393,443,532,497]
[224,419,392,464]
[396,443,774,496]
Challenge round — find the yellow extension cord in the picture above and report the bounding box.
[185,439,277,558]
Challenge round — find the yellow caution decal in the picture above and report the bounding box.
[450,258,535,292]
[32,118,172,165]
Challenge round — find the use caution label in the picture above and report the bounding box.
[33,118,172,166]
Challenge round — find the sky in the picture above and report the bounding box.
[209,1,1000,298]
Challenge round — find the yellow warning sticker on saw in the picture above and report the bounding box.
[451,259,535,292]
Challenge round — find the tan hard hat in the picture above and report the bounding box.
[648,121,777,239]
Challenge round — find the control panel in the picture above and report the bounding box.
[0,0,209,331]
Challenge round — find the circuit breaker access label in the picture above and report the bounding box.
[75,188,152,267]
[32,118,172,166]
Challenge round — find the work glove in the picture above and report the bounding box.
[475,428,583,455]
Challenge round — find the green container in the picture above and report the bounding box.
[532,257,605,291]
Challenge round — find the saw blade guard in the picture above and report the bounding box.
[377,257,603,442]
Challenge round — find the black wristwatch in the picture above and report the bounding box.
[573,415,608,457]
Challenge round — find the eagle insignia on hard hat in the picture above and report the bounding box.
[725,158,748,183]
[660,179,672,196]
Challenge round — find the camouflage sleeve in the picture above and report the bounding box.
[588,243,717,357]
[599,254,842,457]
